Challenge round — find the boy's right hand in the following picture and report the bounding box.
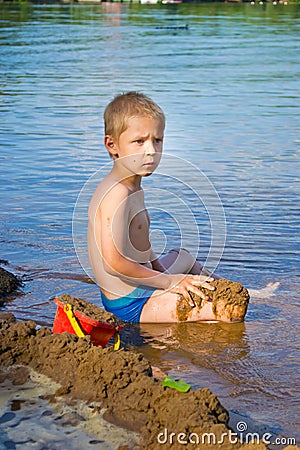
[168,274,215,306]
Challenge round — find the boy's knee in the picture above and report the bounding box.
[170,248,194,264]
[169,248,195,273]
[170,247,190,255]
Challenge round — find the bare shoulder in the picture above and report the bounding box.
[101,181,130,208]
[89,178,130,220]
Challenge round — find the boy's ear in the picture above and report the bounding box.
[104,135,119,158]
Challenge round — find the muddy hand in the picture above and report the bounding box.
[169,274,214,306]
[190,275,215,302]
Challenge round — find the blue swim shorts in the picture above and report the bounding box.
[100,286,156,323]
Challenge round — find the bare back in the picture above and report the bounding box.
[88,174,152,299]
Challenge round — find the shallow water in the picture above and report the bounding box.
[0,368,138,449]
[0,1,299,446]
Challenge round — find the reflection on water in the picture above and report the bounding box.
[124,321,250,376]
[0,2,299,443]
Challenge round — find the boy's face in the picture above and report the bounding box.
[106,116,164,177]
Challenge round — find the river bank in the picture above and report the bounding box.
[1,311,299,449]
[0,313,231,449]
[0,365,139,449]
[0,266,298,449]
[0,1,299,6]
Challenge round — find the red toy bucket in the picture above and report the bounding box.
[52,297,123,349]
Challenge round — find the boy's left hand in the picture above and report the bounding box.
[169,274,215,306]
[190,275,215,302]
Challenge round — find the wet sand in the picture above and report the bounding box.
[0,267,22,303]
[2,312,298,450]
[0,280,298,449]
[55,294,123,327]
[0,313,230,449]
[177,278,250,322]
[0,365,138,449]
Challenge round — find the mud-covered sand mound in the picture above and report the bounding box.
[0,267,22,300]
[56,294,123,326]
[0,314,267,450]
[177,278,250,322]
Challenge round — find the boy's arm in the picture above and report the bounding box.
[97,185,214,303]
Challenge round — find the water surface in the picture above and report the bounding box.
[1,2,299,445]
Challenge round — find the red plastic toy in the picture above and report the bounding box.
[52,297,123,349]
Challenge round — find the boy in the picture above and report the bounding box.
[88,92,242,323]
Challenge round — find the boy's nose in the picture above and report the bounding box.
[146,141,156,155]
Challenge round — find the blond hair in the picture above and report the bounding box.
[104,92,165,142]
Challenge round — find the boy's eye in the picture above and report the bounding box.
[135,140,144,144]
[155,138,163,144]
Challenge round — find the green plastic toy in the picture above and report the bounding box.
[162,376,191,393]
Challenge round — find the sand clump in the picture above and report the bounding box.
[177,278,250,322]
[56,294,123,327]
[0,313,266,450]
[0,267,22,301]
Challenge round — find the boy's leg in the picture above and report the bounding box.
[140,290,216,323]
[140,248,222,323]
[159,248,217,278]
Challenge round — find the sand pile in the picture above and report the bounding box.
[0,267,22,301]
[0,313,269,450]
[177,278,250,322]
[56,294,123,326]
